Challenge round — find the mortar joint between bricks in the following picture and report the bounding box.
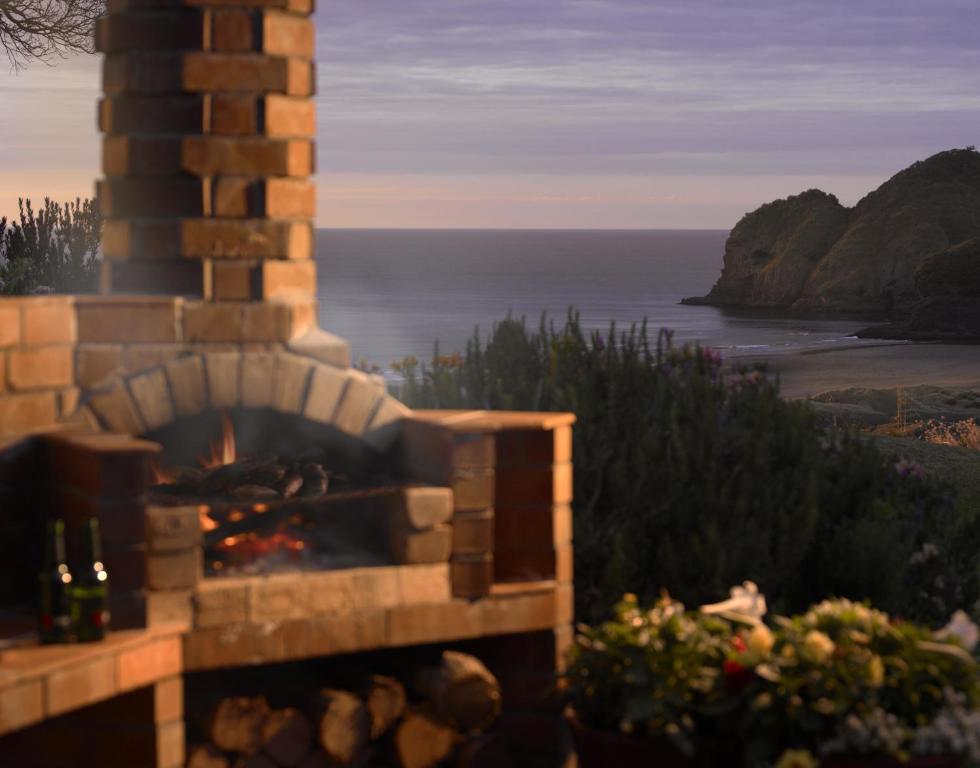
[193,352,213,414]
[294,356,316,413]
[328,376,353,424]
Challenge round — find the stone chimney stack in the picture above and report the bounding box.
[95,0,317,305]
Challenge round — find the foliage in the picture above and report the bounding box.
[0,197,101,294]
[390,312,978,625]
[563,593,732,752]
[0,0,102,69]
[565,593,980,766]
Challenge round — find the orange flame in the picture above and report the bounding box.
[198,505,218,532]
[151,412,237,486]
[151,460,175,485]
[201,412,236,469]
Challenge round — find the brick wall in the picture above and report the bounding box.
[0,297,77,438]
[0,295,358,440]
[95,0,318,302]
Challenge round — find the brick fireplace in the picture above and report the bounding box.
[0,1,575,765]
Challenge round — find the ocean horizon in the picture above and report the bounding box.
[314,228,880,370]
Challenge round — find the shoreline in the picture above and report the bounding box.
[735,341,980,400]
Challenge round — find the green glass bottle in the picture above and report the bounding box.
[74,517,110,642]
[38,519,74,644]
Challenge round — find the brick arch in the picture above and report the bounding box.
[65,350,412,452]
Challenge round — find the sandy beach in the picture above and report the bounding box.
[744,341,980,399]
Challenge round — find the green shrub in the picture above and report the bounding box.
[390,312,978,625]
[0,197,101,295]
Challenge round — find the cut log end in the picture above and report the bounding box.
[187,744,231,768]
[392,708,456,768]
[211,696,271,755]
[262,707,313,767]
[364,675,407,740]
[317,688,371,765]
[415,651,502,733]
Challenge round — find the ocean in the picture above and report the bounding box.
[315,229,875,370]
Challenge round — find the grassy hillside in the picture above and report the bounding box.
[873,435,980,514]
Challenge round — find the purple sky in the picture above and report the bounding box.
[2,0,978,228]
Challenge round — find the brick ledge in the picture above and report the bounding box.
[0,581,572,735]
[0,624,184,737]
[413,410,576,432]
[183,579,571,671]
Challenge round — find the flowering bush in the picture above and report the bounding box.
[566,592,980,767]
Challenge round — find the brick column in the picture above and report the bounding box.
[95,0,317,305]
[398,418,498,599]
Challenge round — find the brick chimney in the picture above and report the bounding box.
[95,0,317,305]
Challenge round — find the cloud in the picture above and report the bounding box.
[315,0,980,179]
[1,2,977,227]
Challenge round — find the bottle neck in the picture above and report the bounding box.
[82,518,103,564]
[44,519,68,569]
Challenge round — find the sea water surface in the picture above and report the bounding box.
[315,229,876,369]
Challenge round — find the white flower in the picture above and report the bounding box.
[935,610,979,652]
[700,581,768,622]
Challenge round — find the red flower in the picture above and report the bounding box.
[723,658,753,692]
[730,635,747,653]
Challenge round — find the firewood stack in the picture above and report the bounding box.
[187,652,507,768]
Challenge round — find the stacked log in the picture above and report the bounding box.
[391,708,455,768]
[211,697,271,754]
[414,652,501,733]
[316,689,371,764]
[262,709,313,767]
[364,675,407,739]
[186,652,505,768]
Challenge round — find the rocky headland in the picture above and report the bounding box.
[683,148,980,340]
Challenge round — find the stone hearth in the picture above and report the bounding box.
[0,0,575,764]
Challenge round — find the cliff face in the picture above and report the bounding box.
[688,149,980,328]
[900,237,980,340]
[695,190,848,308]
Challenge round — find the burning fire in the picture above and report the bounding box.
[150,411,237,485]
[150,460,175,486]
[202,411,236,468]
[212,531,306,568]
[149,413,312,570]
[198,505,218,533]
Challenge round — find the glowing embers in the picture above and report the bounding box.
[148,410,394,577]
[201,501,317,576]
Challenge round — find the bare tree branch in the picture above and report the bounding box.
[0,0,104,70]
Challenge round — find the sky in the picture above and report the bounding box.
[2,0,979,229]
